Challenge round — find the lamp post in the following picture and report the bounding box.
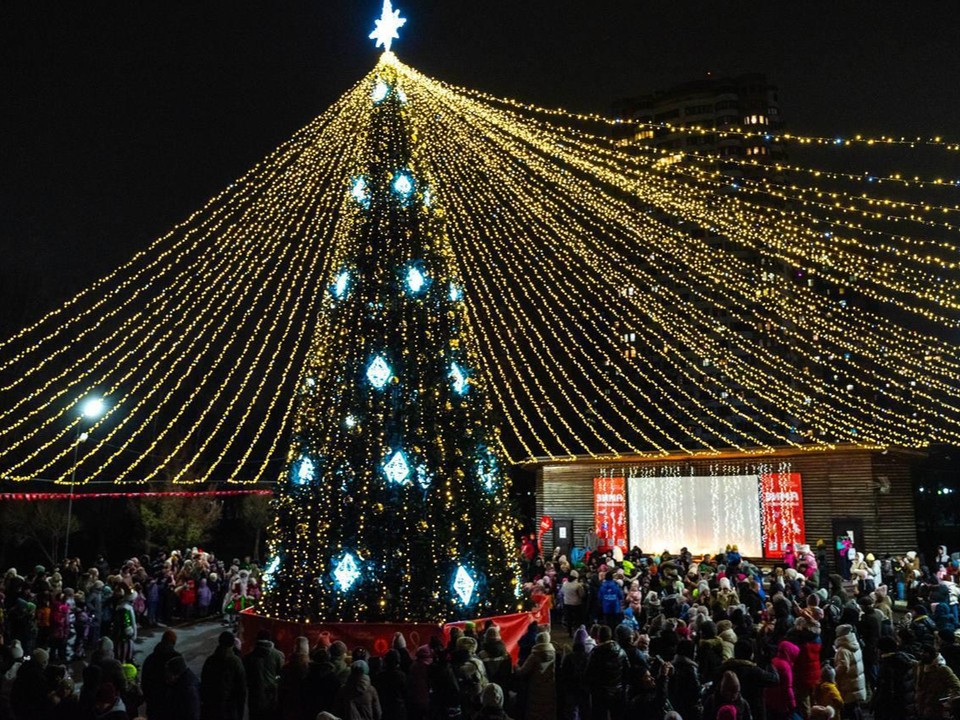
[64,396,105,561]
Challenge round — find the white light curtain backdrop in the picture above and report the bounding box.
[627,475,762,557]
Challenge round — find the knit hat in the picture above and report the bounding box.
[294,636,310,656]
[719,670,740,698]
[457,636,478,654]
[161,629,177,646]
[535,631,551,645]
[866,553,875,563]
[569,570,579,579]
[815,588,829,602]
[33,648,49,667]
[9,639,23,660]
[330,641,347,659]
[717,706,738,720]
[785,568,799,581]
[351,660,369,676]
[482,683,505,709]
[836,624,854,638]
[821,665,836,682]
[717,620,733,634]
[122,663,138,682]
[415,645,433,663]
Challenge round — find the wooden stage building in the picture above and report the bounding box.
[530,445,922,570]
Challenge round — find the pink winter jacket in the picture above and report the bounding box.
[765,640,800,713]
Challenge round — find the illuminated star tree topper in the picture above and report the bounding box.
[369,0,407,54]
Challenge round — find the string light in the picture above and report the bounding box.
[1,51,958,500]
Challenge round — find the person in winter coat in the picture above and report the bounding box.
[49,593,71,664]
[517,631,556,720]
[718,639,779,720]
[702,670,753,720]
[833,624,867,712]
[615,624,647,699]
[92,637,129,697]
[598,574,625,628]
[561,629,592,720]
[585,625,629,720]
[454,635,488,718]
[180,580,198,620]
[517,622,541,667]
[562,573,587,633]
[243,630,285,720]
[786,617,822,716]
[873,636,916,720]
[814,666,843,718]
[915,643,960,720]
[857,596,883,690]
[669,639,702,720]
[406,646,432,720]
[911,604,938,647]
[478,683,512,720]
[716,621,738,662]
[143,629,181,718]
[10,648,54,720]
[200,631,246,720]
[934,601,957,633]
[765,640,799,720]
[93,681,130,720]
[627,662,673,720]
[197,578,213,618]
[159,655,201,720]
[698,621,725,685]
[479,626,512,690]
[278,638,314,720]
[337,660,382,720]
[373,650,407,720]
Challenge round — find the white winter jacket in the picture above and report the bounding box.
[835,633,867,702]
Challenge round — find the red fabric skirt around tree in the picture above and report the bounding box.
[238,598,551,661]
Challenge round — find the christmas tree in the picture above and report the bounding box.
[260,54,522,623]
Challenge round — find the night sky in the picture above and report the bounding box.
[2,1,959,330]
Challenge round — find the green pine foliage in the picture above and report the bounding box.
[262,63,521,623]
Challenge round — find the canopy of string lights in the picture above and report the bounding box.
[2,53,959,485]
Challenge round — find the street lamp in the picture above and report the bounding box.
[64,394,106,561]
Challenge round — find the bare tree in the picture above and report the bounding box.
[1,501,80,567]
[240,493,273,562]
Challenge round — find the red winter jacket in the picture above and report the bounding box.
[50,601,70,640]
[789,629,822,691]
[765,640,800,713]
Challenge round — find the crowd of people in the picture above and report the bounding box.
[3,541,960,720]
[0,548,265,719]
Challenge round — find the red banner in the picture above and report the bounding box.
[238,597,551,662]
[760,472,805,559]
[594,477,626,551]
